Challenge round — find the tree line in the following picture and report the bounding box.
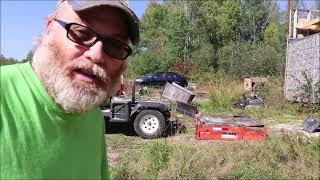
[0,52,33,66]
[127,0,314,81]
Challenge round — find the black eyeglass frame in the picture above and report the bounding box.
[54,18,132,60]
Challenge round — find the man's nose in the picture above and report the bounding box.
[83,41,106,64]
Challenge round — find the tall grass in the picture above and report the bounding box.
[197,72,244,114]
[147,141,172,178]
[110,135,320,179]
[196,75,318,122]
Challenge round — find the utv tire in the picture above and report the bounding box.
[134,110,166,139]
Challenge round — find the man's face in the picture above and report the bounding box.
[32,2,129,113]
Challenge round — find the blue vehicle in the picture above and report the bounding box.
[135,72,188,87]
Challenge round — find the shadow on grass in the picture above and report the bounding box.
[104,121,136,136]
[162,120,187,137]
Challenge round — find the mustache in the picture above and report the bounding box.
[70,61,109,84]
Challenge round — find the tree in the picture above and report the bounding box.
[236,0,275,43]
[127,51,162,77]
[163,1,188,62]
[263,22,285,51]
[139,1,167,53]
[216,0,241,44]
[21,51,33,63]
[0,54,18,66]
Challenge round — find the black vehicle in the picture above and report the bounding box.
[135,72,188,87]
[101,84,171,139]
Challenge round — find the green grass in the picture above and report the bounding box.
[105,134,148,149]
[108,134,320,179]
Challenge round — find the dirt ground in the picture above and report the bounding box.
[269,124,320,138]
[107,146,124,167]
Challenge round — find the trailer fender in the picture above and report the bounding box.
[131,102,169,116]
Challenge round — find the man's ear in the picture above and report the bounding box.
[44,17,53,36]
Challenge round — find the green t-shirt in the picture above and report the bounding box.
[0,62,108,179]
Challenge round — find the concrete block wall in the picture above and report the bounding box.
[285,33,320,101]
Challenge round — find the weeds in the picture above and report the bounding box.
[111,161,139,180]
[198,77,243,114]
[147,140,172,177]
[196,75,317,123]
[292,71,320,113]
[109,135,320,179]
[229,164,281,180]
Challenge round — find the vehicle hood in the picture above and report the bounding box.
[136,76,150,80]
[135,76,151,82]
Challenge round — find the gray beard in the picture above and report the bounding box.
[32,43,118,113]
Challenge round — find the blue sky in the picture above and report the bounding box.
[0,0,157,61]
[1,0,316,61]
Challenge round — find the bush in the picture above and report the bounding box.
[198,73,243,114]
[293,71,320,113]
[126,52,162,78]
[217,42,285,79]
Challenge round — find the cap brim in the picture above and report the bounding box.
[67,0,140,45]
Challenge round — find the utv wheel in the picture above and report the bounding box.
[134,110,166,139]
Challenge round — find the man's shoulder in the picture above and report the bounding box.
[1,63,19,71]
[85,107,104,120]
[1,63,20,81]
[1,62,30,78]
[1,63,26,76]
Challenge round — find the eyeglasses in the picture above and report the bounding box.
[54,18,132,60]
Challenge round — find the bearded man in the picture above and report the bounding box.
[0,0,139,179]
